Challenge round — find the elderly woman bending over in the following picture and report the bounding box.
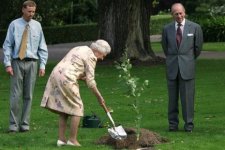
[41,39,111,147]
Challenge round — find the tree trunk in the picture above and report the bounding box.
[98,0,156,61]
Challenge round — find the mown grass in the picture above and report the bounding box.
[0,58,225,150]
[151,42,225,52]
[203,42,225,51]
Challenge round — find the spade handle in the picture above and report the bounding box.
[101,103,116,127]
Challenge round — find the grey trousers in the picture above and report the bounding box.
[167,72,195,130]
[9,59,37,131]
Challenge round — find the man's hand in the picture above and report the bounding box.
[39,69,45,77]
[6,66,13,76]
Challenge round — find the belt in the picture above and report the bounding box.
[14,58,37,61]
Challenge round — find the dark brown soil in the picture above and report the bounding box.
[96,127,169,149]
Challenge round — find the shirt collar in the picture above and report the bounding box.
[21,17,32,26]
[176,19,185,27]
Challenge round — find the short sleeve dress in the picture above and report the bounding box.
[40,46,97,116]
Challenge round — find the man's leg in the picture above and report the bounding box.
[167,77,179,131]
[179,77,195,132]
[20,61,37,131]
[9,60,23,132]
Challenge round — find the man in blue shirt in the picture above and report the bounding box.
[3,0,48,132]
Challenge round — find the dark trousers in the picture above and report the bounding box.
[167,71,195,130]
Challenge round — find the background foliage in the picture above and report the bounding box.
[0,0,98,28]
[0,0,225,44]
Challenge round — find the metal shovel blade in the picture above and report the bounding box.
[102,104,127,140]
[108,125,127,140]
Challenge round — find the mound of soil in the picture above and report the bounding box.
[96,127,168,149]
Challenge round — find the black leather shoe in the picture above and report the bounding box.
[184,129,193,133]
[185,129,193,133]
[20,129,29,133]
[7,130,17,134]
[169,127,178,132]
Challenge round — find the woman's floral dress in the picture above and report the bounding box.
[41,46,97,116]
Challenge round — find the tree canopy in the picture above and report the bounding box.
[0,0,98,28]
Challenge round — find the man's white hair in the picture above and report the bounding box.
[90,39,111,54]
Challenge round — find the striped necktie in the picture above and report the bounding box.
[176,23,182,48]
[19,24,29,60]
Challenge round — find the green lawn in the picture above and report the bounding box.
[151,42,225,52]
[0,59,225,149]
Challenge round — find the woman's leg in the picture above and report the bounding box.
[68,115,81,146]
[58,113,68,142]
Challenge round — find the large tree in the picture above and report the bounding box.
[98,0,156,61]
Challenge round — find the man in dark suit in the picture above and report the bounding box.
[161,3,203,132]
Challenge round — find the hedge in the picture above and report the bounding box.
[0,23,98,47]
[1,17,224,46]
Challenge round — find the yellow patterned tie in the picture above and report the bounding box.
[19,24,29,60]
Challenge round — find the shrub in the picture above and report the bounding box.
[43,23,98,44]
[0,23,98,46]
[190,16,225,42]
[150,15,172,35]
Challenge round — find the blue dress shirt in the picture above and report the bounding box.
[3,17,48,69]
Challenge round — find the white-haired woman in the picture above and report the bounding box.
[41,39,111,147]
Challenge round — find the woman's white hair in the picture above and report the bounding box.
[90,39,111,54]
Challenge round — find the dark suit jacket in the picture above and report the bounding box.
[161,19,203,80]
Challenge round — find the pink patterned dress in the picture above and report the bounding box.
[41,46,97,116]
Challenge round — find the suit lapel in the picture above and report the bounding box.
[168,23,177,50]
[179,20,191,50]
